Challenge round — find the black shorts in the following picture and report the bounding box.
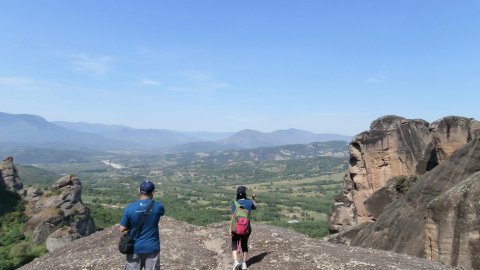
[231,232,250,252]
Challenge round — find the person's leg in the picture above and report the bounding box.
[241,235,249,269]
[231,234,241,269]
[231,234,239,260]
[143,252,160,270]
[124,253,141,270]
[243,252,248,262]
[140,253,146,269]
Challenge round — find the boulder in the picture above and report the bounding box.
[25,175,96,247]
[0,157,96,254]
[46,227,79,252]
[26,207,66,244]
[24,186,44,201]
[0,156,23,191]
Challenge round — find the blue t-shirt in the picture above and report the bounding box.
[119,199,165,254]
[231,198,256,214]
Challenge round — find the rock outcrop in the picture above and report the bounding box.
[24,174,96,251]
[19,217,449,270]
[327,116,480,269]
[0,156,23,191]
[425,171,480,269]
[329,116,480,233]
[0,156,96,252]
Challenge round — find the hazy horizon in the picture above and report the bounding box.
[1,1,479,135]
[2,111,352,135]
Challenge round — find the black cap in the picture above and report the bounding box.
[237,186,247,196]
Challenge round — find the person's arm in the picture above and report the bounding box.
[158,202,166,217]
[251,193,257,210]
[117,208,130,232]
[117,225,128,232]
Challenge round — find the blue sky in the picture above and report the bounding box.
[0,1,479,135]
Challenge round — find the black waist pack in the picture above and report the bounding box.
[119,234,134,254]
[118,201,154,254]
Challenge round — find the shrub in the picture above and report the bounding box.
[395,175,418,193]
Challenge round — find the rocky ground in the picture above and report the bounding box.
[20,217,450,270]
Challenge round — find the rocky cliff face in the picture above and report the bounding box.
[0,156,23,191]
[425,171,480,269]
[19,217,449,270]
[329,116,480,233]
[23,174,96,251]
[327,116,480,269]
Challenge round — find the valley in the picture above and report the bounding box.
[17,141,348,238]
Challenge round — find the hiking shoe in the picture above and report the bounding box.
[232,260,241,270]
[241,262,248,269]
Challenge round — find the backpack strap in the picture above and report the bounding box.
[234,200,242,209]
[132,200,155,239]
[233,200,250,218]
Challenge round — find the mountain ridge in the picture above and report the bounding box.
[0,113,131,150]
[216,128,351,149]
[0,112,351,152]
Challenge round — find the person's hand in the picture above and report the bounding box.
[252,193,256,200]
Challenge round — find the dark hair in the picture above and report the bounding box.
[236,193,246,200]
[236,186,247,200]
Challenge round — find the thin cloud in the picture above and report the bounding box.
[0,77,61,100]
[70,54,114,76]
[0,76,33,86]
[136,46,174,59]
[366,75,387,83]
[138,79,161,86]
[167,82,230,93]
[206,82,230,89]
[175,71,212,82]
[167,71,231,93]
[0,76,57,88]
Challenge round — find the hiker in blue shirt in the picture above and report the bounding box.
[117,180,165,270]
[230,186,256,270]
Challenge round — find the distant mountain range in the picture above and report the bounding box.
[0,112,351,152]
[53,121,207,148]
[217,128,351,149]
[0,113,129,150]
[53,121,236,143]
[169,129,351,152]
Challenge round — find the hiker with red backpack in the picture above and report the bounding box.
[230,186,256,270]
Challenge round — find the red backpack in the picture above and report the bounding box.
[231,201,250,235]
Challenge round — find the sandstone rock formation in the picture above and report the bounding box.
[425,171,480,269]
[24,174,96,251]
[329,116,480,233]
[327,116,480,269]
[0,156,23,191]
[19,217,449,270]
